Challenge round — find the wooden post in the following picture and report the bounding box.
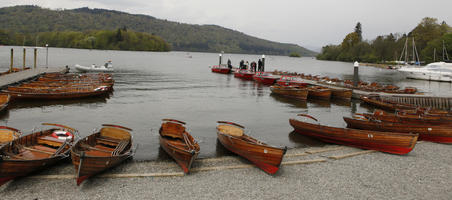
[353,61,359,87]
[10,48,13,72]
[34,48,37,69]
[23,48,26,70]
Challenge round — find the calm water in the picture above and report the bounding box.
[1,46,451,160]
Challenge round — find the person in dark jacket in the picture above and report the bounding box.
[251,61,257,72]
[227,59,232,69]
[258,59,263,71]
[239,60,244,69]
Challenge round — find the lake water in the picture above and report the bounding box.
[1,46,451,160]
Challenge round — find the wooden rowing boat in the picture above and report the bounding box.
[344,115,452,144]
[0,123,76,186]
[0,126,21,145]
[159,119,200,173]
[0,94,10,112]
[360,95,415,111]
[270,85,309,100]
[363,109,452,126]
[276,75,309,87]
[307,86,332,100]
[71,124,133,185]
[289,114,418,155]
[2,86,111,100]
[216,121,287,174]
[330,88,353,100]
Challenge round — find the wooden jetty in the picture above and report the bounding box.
[0,67,69,89]
[297,78,452,110]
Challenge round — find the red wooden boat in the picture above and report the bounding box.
[307,86,332,100]
[344,115,452,144]
[216,121,287,174]
[270,85,309,100]
[0,126,21,145]
[159,119,200,173]
[276,75,309,87]
[364,109,452,126]
[211,65,232,74]
[0,94,10,112]
[0,123,76,186]
[289,114,418,155]
[234,69,255,80]
[360,95,415,111]
[71,124,133,185]
[253,72,280,85]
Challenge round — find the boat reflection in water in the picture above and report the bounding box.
[270,93,307,109]
[288,131,325,148]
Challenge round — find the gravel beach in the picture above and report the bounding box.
[1,142,451,200]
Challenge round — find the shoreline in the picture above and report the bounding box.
[1,142,450,199]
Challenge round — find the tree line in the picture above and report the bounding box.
[0,28,171,51]
[317,17,452,64]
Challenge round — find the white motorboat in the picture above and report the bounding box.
[398,61,452,82]
[74,61,114,72]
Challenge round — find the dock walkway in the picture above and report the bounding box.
[0,67,68,89]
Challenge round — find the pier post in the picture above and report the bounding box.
[23,48,26,70]
[10,48,13,72]
[262,55,265,72]
[45,44,49,68]
[353,61,359,87]
[34,48,37,69]
[219,53,222,65]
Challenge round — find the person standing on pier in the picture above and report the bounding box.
[227,59,232,69]
[251,61,257,72]
[258,59,263,72]
[245,61,249,70]
[239,60,244,69]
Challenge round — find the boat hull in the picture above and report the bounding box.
[253,76,278,85]
[211,66,231,74]
[216,131,286,174]
[331,88,352,100]
[344,117,452,144]
[74,65,114,72]
[270,86,308,100]
[289,118,418,155]
[234,70,255,80]
[159,137,199,173]
[307,88,332,100]
[0,94,10,112]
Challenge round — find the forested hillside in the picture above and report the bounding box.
[0,5,316,56]
[317,18,452,64]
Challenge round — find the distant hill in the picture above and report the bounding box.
[0,5,317,56]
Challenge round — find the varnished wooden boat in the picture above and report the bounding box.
[0,94,10,112]
[307,86,332,100]
[270,85,309,100]
[289,114,418,155]
[344,115,452,144]
[216,121,287,174]
[276,75,309,87]
[364,109,452,126]
[159,119,200,173]
[360,95,415,111]
[0,123,76,186]
[0,126,21,145]
[71,124,133,185]
[330,88,353,100]
[2,85,111,100]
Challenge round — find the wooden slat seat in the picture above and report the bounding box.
[97,136,120,146]
[80,143,112,153]
[16,149,51,159]
[85,149,112,157]
[37,136,64,147]
[33,145,58,153]
[94,144,115,152]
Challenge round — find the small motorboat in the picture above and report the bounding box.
[0,94,10,112]
[0,123,76,186]
[253,72,281,85]
[74,61,114,72]
[71,124,133,185]
[270,85,309,100]
[159,119,200,173]
[233,69,255,80]
[289,114,418,155]
[216,121,287,174]
[344,114,452,144]
[211,64,232,74]
[0,126,21,145]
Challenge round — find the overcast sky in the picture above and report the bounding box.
[1,0,451,51]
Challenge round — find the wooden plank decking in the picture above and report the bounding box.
[0,67,69,89]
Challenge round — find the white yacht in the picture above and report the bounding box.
[74,61,114,72]
[398,61,452,82]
